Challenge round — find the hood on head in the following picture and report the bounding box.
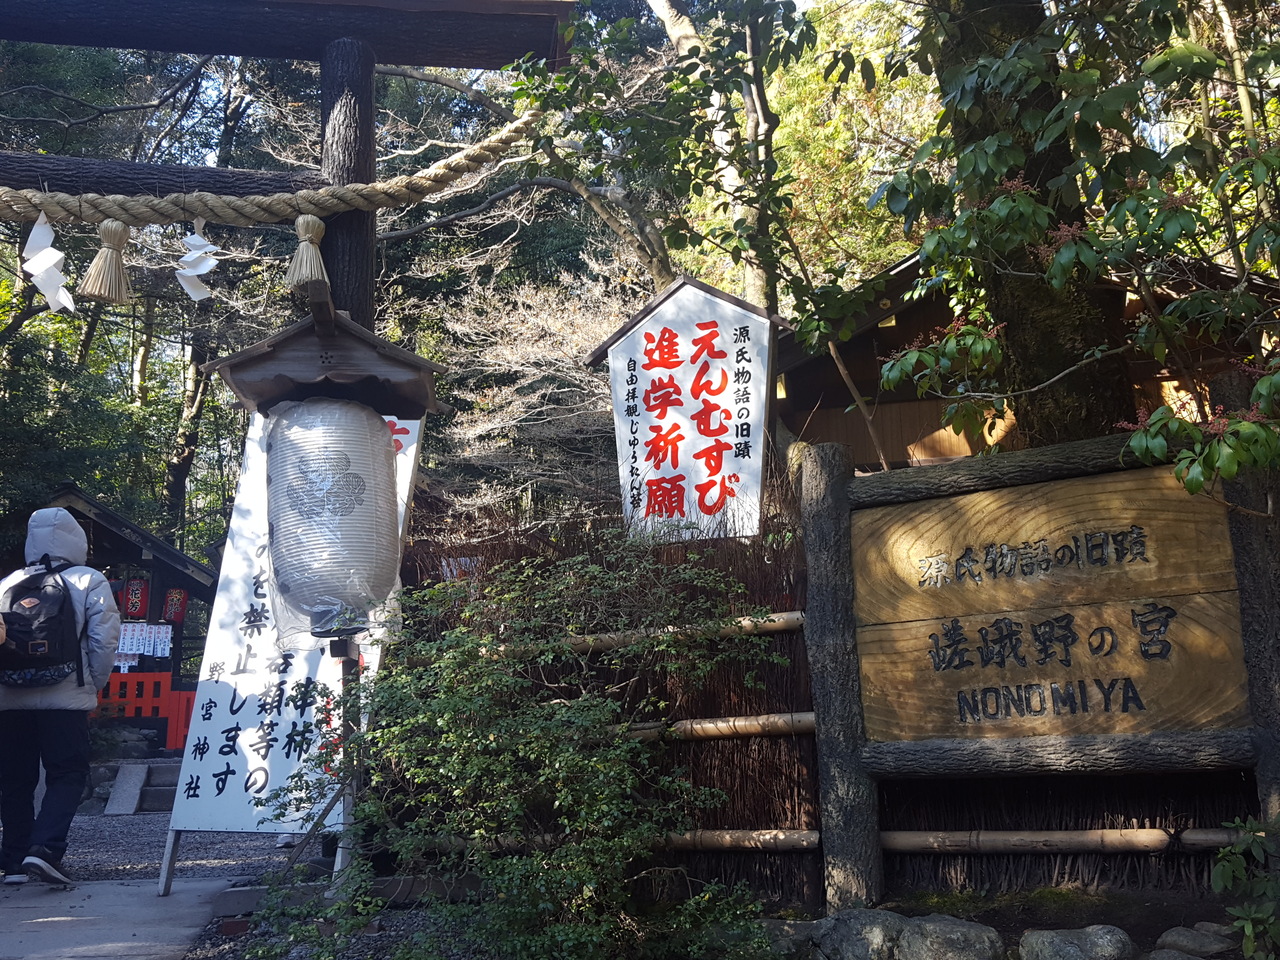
[25,507,88,568]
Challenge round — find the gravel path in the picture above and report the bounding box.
[33,810,465,960]
[58,811,291,882]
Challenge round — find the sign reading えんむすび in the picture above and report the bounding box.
[607,280,772,540]
[852,468,1250,743]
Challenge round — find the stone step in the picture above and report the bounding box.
[139,784,177,812]
[147,763,183,788]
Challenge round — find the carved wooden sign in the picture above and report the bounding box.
[852,468,1250,742]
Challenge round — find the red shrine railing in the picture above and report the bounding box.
[96,672,197,751]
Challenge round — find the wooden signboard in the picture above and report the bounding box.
[852,468,1250,742]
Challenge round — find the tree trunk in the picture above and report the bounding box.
[647,0,774,307]
[929,0,1134,445]
[75,305,102,367]
[133,296,155,406]
[991,274,1133,446]
[162,332,211,544]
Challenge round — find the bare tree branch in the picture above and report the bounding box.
[0,55,214,130]
[378,177,582,242]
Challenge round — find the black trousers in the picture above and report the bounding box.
[0,709,90,870]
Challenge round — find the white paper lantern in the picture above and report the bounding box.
[266,398,399,645]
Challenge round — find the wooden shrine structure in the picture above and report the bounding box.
[1,482,218,679]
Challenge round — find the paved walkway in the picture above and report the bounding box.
[0,877,235,960]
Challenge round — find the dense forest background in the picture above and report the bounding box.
[1,0,1277,560]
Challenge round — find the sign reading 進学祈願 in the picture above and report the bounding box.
[607,280,773,540]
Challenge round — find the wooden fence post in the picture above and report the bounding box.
[799,442,882,907]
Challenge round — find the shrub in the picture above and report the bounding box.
[348,533,775,960]
[1212,817,1280,959]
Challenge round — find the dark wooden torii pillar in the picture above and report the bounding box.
[321,37,377,329]
[0,0,574,330]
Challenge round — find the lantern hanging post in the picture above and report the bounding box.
[306,279,340,339]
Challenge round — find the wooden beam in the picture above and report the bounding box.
[847,433,1141,511]
[859,730,1257,778]
[306,280,338,337]
[0,1,573,69]
[1211,370,1280,821]
[666,830,820,852]
[0,151,331,198]
[626,711,816,742]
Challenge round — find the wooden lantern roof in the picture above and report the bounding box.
[203,283,447,419]
[0,1,574,69]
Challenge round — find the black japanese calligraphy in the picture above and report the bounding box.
[917,526,1153,590]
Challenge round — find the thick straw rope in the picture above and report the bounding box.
[0,111,542,228]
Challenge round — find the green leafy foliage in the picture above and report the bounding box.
[323,535,774,960]
[863,0,1280,474]
[0,327,149,551]
[1212,818,1280,959]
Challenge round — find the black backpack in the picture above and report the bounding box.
[0,555,85,688]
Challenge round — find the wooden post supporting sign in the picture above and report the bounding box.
[799,442,882,907]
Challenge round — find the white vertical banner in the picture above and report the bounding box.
[608,280,772,540]
[169,412,422,833]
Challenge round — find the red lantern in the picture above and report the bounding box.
[162,588,189,624]
[123,578,149,619]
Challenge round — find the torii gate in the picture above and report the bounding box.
[0,0,573,329]
[0,0,574,893]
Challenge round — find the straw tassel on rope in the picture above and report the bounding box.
[284,214,329,291]
[79,218,132,304]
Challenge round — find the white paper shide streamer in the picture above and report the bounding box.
[175,218,220,301]
[21,213,74,313]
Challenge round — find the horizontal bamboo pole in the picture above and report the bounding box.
[411,829,819,854]
[567,610,805,654]
[404,826,1244,855]
[880,828,1242,854]
[665,830,820,852]
[625,711,816,742]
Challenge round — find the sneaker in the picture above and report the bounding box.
[3,871,27,885]
[22,847,72,884]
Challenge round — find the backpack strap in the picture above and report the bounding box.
[75,619,86,687]
[45,561,86,686]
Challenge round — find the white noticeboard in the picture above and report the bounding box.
[608,281,773,540]
[166,412,421,844]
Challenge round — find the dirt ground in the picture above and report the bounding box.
[882,887,1241,956]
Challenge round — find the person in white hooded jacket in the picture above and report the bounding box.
[0,507,120,885]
